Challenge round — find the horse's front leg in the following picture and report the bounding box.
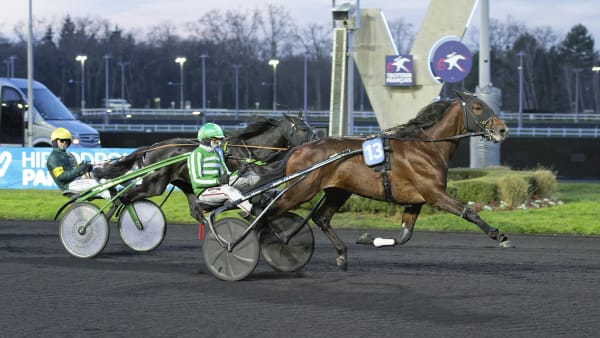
[429,192,515,248]
[356,204,422,247]
[461,208,514,247]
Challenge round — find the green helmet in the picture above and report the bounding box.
[197,123,225,141]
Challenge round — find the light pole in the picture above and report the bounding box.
[103,54,112,123]
[593,66,600,113]
[27,0,33,146]
[75,55,87,110]
[268,59,279,111]
[303,53,309,117]
[2,59,9,77]
[104,54,112,109]
[517,51,525,129]
[117,60,129,102]
[175,57,187,109]
[572,67,583,122]
[200,53,208,115]
[3,55,16,77]
[232,64,241,116]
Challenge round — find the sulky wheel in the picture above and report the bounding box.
[59,202,109,258]
[260,212,315,272]
[118,199,166,252]
[203,217,260,281]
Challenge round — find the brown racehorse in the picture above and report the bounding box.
[264,91,514,270]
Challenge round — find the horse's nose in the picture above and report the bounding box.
[500,126,509,138]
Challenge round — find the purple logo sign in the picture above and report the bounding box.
[385,55,414,86]
[431,40,472,83]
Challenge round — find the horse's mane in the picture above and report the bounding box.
[383,100,453,138]
[230,117,277,140]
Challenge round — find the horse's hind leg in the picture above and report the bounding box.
[356,204,422,247]
[311,188,352,271]
[120,171,169,202]
[184,191,204,221]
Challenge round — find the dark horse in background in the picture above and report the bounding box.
[263,91,514,270]
[94,113,317,221]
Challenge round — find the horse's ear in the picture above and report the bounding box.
[453,89,472,102]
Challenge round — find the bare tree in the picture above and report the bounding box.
[296,23,332,110]
[259,4,297,59]
[387,18,415,54]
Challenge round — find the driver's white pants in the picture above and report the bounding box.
[196,173,259,214]
[65,177,111,200]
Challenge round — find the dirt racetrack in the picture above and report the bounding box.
[1,220,599,337]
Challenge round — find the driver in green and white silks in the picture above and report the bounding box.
[188,123,260,215]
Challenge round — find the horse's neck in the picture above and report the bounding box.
[243,126,286,147]
[423,104,464,140]
[420,104,465,163]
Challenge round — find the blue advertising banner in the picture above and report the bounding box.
[430,40,472,83]
[0,147,135,190]
[385,55,414,86]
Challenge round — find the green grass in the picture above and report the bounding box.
[1,181,598,235]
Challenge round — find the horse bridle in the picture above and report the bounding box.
[460,96,495,140]
[286,117,320,143]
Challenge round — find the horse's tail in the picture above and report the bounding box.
[94,147,148,179]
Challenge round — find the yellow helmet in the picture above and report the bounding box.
[50,127,72,142]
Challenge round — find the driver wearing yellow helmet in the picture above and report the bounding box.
[46,127,108,198]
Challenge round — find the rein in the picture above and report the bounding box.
[226,144,289,151]
[143,143,197,152]
[101,141,289,166]
[384,131,485,143]
[138,142,287,155]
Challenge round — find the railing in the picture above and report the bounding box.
[89,123,381,135]
[80,108,375,120]
[82,108,599,122]
[89,123,600,138]
[82,108,600,138]
[499,112,600,123]
[509,127,600,138]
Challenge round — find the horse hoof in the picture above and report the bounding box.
[356,233,374,245]
[499,240,515,248]
[336,255,348,271]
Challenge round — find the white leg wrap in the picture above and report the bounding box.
[373,237,396,247]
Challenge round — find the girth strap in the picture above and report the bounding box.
[373,137,393,202]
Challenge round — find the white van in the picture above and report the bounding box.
[0,77,101,147]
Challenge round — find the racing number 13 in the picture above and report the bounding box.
[362,138,385,166]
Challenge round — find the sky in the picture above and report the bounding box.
[1,0,599,45]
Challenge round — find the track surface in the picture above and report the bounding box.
[1,220,600,337]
